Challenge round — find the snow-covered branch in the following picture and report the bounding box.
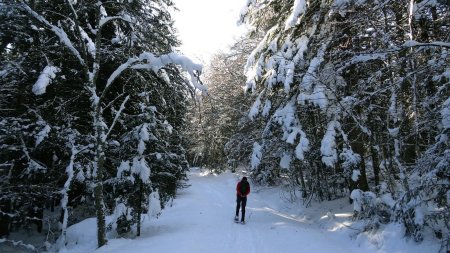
[106,52,205,92]
[20,1,85,66]
[105,95,130,141]
[59,142,77,247]
[284,0,307,30]
[99,15,134,29]
[403,40,450,49]
[32,66,61,95]
[105,58,139,89]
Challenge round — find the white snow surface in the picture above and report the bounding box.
[59,169,440,253]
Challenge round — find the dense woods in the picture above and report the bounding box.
[0,0,449,252]
[189,0,449,251]
[1,0,202,250]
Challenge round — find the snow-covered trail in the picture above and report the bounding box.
[61,169,440,253]
[92,169,359,253]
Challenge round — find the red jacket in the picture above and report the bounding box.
[236,181,250,197]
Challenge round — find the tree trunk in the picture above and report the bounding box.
[351,141,369,191]
[296,165,307,198]
[137,181,143,237]
[370,142,380,189]
[92,5,107,247]
[94,115,107,247]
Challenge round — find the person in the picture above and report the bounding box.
[235,176,250,223]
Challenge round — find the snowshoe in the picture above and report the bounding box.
[234,216,239,223]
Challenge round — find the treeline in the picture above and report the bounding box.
[189,0,449,250]
[0,0,202,250]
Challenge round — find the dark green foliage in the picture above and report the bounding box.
[234,0,450,247]
[0,0,193,247]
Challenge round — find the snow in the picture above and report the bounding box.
[248,93,262,120]
[148,190,161,218]
[350,189,363,211]
[297,44,329,110]
[295,131,309,160]
[105,95,130,141]
[106,58,138,88]
[351,170,361,182]
[131,157,151,183]
[116,160,130,178]
[251,142,262,169]
[284,0,307,30]
[99,15,133,28]
[262,99,271,117]
[79,27,96,56]
[106,52,205,92]
[59,170,440,253]
[283,61,295,93]
[280,153,292,169]
[137,123,150,155]
[133,52,205,91]
[339,148,361,169]
[380,193,395,208]
[113,202,128,216]
[293,35,309,63]
[333,0,368,11]
[35,124,51,147]
[414,206,425,226]
[300,44,326,91]
[441,97,450,129]
[22,3,85,65]
[403,40,450,48]
[320,120,338,167]
[59,144,77,247]
[32,66,60,95]
[245,25,279,91]
[388,127,399,137]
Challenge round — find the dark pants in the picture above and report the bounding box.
[235,195,247,221]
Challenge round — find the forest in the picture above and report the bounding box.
[0,0,449,252]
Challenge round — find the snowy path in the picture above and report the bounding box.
[96,170,358,253]
[62,169,440,253]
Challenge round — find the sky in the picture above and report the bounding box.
[171,0,248,63]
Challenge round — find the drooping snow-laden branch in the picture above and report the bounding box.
[106,52,206,93]
[403,40,450,49]
[99,15,134,28]
[284,0,307,30]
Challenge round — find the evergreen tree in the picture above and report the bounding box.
[1,0,204,248]
[238,0,449,246]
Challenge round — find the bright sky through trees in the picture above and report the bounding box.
[172,0,247,63]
